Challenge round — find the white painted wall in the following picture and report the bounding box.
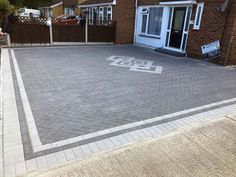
[134,6,169,49]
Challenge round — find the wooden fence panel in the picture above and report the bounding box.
[8,17,116,44]
[9,23,50,43]
[88,25,116,43]
[52,24,85,42]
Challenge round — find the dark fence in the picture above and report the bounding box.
[53,24,85,42]
[9,16,116,44]
[9,16,50,44]
[88,20,116,42]
[9,23,50,43]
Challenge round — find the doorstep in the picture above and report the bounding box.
[155,48,186,57]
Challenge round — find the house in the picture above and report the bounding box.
[78,0,136,44]
[134,0,236,64]
[41,0,86,18]
[78,0,116,21]
[64,0,86,15]
[41,0,63,18]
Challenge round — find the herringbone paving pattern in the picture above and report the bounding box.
[13,46,236,145]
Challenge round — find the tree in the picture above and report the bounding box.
[9,0,52,8]
[0,0,11,14]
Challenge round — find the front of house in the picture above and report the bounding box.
[135,1,196,54]
[77,0,235,64]
[134,0,230,58]
[135,0,223,56]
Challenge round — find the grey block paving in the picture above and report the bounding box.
[13,46,236,146]
[10,45,236,160]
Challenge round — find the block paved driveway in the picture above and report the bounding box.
[11,45,236,153]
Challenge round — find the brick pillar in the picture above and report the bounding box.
[220,0,236,65]
[113,0,136,44]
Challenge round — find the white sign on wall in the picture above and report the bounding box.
[201,40,220,54]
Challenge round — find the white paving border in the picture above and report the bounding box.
[2,48,236,177]
[2,49,25,177]
[10,48,236,153]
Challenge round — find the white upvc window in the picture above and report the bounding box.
[141,8,148,33]
[98,6,112,21]
[193,3,204,30]
[107,6,112,20]
[99,7,104,21]
[140,7,164,37]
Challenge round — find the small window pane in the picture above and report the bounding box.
[196,6,202,26]
[147,7,163,36]
[167,7,173,30]
[165,31,170,47]
[194,3,204,30]
[141,15,147,33]
[185,7,192,31]
[182,33,188,51]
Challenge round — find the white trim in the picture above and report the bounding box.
[180,6,192,51]
[42,2,63,8]
[193,3,204,30]
[140,7,164,37]
[133,0,138,44]
[78,1,116,8]
[160,1,196,5]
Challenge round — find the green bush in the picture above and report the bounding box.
[0,0,10,14]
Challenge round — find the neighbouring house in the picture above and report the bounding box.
[64,0,83,15]
[41,0,63,18]
[41,0,86,18]
[134,0,236,64]
[79,0,116,21]
[78,0,136,44]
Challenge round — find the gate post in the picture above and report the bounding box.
[85,11,88,44]
[47,17,53,46]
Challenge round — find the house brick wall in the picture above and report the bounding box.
[220,0,236,65]
[138,0,159,6]
[113,0,136,44]
[186,0,227,58]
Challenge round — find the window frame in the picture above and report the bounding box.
[140,7,164,38]
[193,3,204,30]
[98,6,112,21]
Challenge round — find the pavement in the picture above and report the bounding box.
[22,115,236,177]
[1,45,236,177]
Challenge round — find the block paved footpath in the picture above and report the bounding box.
[21,114,236,177]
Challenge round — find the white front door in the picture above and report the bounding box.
[165,6,192,53]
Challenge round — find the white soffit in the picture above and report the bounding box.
[159,1,197,5]
[78,0,116,8]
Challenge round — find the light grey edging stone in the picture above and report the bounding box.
[0,48,4,177]
[2,49,25,177]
